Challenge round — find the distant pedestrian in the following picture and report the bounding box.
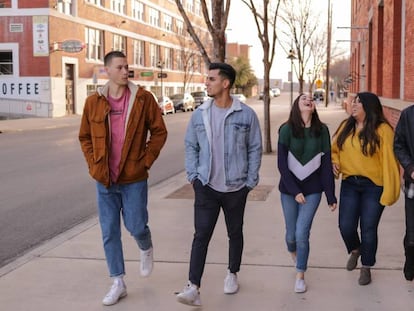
[332,92,400,285]
[277,93,337,293]
[176,62,262,306]
[393,104,414,281]
[79,51,167,305]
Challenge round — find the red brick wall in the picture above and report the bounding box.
[0,16,49,76]
[405,1,414,101]
[352,0,414,103]
[18,0,48,8]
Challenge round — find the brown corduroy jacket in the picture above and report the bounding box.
[79,82,167,187]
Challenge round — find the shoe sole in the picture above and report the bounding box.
[102,291,127,306]
[224,287,239,294]
[177,296,201,307]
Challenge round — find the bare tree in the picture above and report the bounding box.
[242,0,282,153]
[279,0,321,94]
[174,0,231,64]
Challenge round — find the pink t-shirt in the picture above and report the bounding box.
[108,88,130,183]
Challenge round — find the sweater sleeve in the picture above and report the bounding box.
[379,124,401,206]
[277,125,302,196]
[320,126,337,205]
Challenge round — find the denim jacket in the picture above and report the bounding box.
[184,97,262,190]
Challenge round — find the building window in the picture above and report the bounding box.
[149,7,160,27]
[113,34,126,52]
[111,0,126,14]
[176,20,184,36]
[0,51,13,75]
[164,47,173,70]
[163,14,172,31]
[86,0,103,5]
[194,0,200,16]
[133,40,145,67]
[56,0,73,15]
[186,0,193,13]
[85,27,104,61]
[150,43,161,67]
[132,0,144,21]
[0,0,12,8]
[176,49,183,71]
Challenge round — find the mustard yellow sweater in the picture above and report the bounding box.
[332,123,400,206]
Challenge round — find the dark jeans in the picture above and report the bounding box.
[405,194,414,247]
[339,176,385,267]
[188,179,249,287]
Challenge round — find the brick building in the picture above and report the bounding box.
[349,0,413,125]
[0,0,209,117]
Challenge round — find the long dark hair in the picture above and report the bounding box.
[283,93,324,138]
[334,92,391,156]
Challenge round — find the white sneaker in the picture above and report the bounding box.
[102,279,127,306]
[294,278,307,293]
[176,281,201,306]
[140,247,153,277]
[224,270,239,294]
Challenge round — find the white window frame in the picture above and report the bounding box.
[163,14,172,31]
[164,47,172,69]
[85,27,103,62]
[113,34,126,53]
[133,40,145,67]
[111,0,126,14]
[0,43,19,77]
[132,0,144,21]
[150,44,161,67]
[186,0,193,13]
[57,0,73,15]
[86,0,103,6]
[149,7,160,27]
[176,20,184,36]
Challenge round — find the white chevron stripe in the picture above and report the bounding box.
[287,151,324,180]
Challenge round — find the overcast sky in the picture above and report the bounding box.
[226,0,351,80]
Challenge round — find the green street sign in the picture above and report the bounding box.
[140,71,153,77]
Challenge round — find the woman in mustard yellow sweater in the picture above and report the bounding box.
[332,92,400,286]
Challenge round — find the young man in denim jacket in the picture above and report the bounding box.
[176,63,262,306]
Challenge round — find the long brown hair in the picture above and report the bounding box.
[282,93,324,138]
[334,92,391,156]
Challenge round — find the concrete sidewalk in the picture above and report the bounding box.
[0,103,412,310]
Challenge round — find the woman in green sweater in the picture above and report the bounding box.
[332,92,400,286]
[278,93,337,293]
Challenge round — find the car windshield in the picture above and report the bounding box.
[192,92,205,97]
[170,94,183,99]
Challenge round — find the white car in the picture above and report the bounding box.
[271,88,281,97]
[232,93,247,102]
[170,93,195,112]
[158,96,175,115]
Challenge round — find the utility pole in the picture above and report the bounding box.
[325,0,332,107]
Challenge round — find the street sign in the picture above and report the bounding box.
[60,40,84,53]
[140,71,153,77]
[157,73,167,78]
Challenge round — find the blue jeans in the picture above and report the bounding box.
[280,192,322,272]
[338,176,384,267]
[189,179,250,287]
[96,180,152,277]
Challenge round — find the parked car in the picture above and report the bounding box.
[313,88,325,101]
[170,93,195,112]
[232,93,247,102]
[258,90,273,100]
[271,88,281,97]
[158,96,175,115]
[191,90,210,108]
